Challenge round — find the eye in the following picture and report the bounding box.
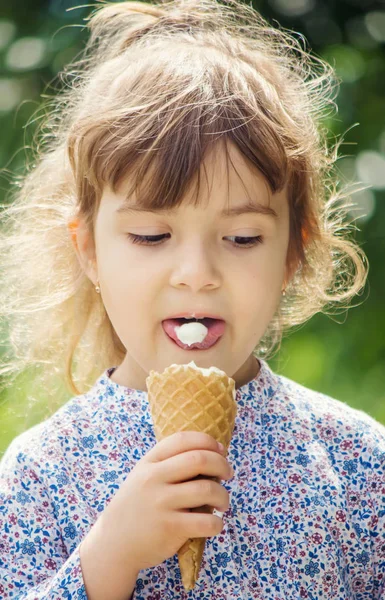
[226,235,263,248]
[126,233,263,248]
[127,233,168,245]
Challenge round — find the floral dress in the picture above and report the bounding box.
[1,359,385,599]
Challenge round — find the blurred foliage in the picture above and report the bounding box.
[0,0,384,454]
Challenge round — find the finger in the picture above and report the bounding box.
[168,478,230,513]
[179,511,225,540]
[145,431,223,463]
[156,449,232,483]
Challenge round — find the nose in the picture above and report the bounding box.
[169,238,222,292]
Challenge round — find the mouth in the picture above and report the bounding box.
[166,313,225,321]
[162,316,226,350]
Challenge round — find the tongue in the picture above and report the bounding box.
[162,318,225,350]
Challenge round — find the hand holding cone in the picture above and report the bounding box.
[146,361,237,591]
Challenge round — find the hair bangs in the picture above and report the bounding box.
[75,98,289,217]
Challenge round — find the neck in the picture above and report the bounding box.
[233,355,260,389]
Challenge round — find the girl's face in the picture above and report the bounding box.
[76,141,290,391]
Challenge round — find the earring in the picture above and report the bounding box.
[95,280,101,294]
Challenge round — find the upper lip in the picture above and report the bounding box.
[164,312,225,321]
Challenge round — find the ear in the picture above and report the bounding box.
[68,217,98,286]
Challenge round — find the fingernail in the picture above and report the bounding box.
[217,442,225,453]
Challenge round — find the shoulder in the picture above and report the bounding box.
[271,370,385,480]
[275,371,385,443]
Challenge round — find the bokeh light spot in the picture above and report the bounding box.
[0,19,17,51]
[268,0,315,18]
[356,151,385,190]
[5,37,47,71]
[0,79,23,113]
[365,11,385,43]
[347,188,376,223]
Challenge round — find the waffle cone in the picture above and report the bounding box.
[146,362,237,591]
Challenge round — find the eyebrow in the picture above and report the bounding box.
[115,201,278,219]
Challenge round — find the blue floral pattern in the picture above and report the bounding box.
[1,360,385,599]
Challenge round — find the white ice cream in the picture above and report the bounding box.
[181,360,226,377]
[175,321,208,345]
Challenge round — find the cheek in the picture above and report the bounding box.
[99,237,155,285]
[97,251,153,319]
[246,242,286,283]
[236,246,285,314]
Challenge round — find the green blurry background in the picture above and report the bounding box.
[0,0,384,454]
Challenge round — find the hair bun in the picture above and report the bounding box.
[85,0,208,61]
[88,1,166,23]
[85,1,165,61]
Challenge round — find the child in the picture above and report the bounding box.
[0,0,384,598]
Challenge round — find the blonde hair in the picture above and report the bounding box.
[0,0,368,413]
